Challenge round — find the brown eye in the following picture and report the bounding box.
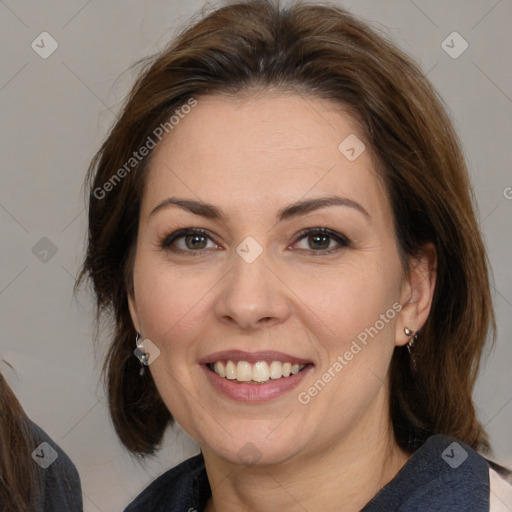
[293,228,350,255]
[307,233,331,250]
[184,233,208,250]
[160,228,220,254]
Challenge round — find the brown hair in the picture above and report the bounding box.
[77,0,495,456]
[0,370,38,511]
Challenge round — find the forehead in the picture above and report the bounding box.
[141,93,389,221]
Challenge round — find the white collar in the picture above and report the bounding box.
[489,467,512,511]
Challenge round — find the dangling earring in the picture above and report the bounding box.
[404,327,418,372]
[134,333,148,376]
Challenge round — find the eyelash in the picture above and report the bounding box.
[158,227,351,257]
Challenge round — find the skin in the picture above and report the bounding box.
[128,92,437,512]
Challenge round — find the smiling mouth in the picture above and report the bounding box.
[207,360,312,384]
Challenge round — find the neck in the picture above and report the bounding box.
[202,391,410,512]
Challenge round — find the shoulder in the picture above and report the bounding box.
[363,434,491,511]
[124,453,210,512]
[28,420,83,511]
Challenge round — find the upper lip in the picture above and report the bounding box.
[198,350,313,365]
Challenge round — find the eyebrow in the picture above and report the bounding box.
[149,195,370,221]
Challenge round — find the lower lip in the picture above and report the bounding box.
[201,364,313,403]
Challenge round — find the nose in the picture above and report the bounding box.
[213,248,292,331]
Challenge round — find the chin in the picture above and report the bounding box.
[200,428,307,468]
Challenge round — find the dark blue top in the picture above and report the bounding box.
[0,419,84,511]
[30,421,83,512]
[124,434,490,511]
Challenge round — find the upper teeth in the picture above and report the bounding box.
[212,360,305,383]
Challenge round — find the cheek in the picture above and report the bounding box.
[132,258,215,354]
[290,257,401,345]
[132,260,214,428]
[297,265,401,421]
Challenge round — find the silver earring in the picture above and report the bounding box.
[134,333,148,376]
[404,327,418,371]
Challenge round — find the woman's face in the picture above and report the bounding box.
[128,93,434,466]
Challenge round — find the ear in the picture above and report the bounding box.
[127,283,141,334]
[125,243,142,334]
[395,243,437,347]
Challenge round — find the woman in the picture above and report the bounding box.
[0,366,83,511]
[77,1,512,510]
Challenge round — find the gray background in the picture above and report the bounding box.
[0,0,511,510]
